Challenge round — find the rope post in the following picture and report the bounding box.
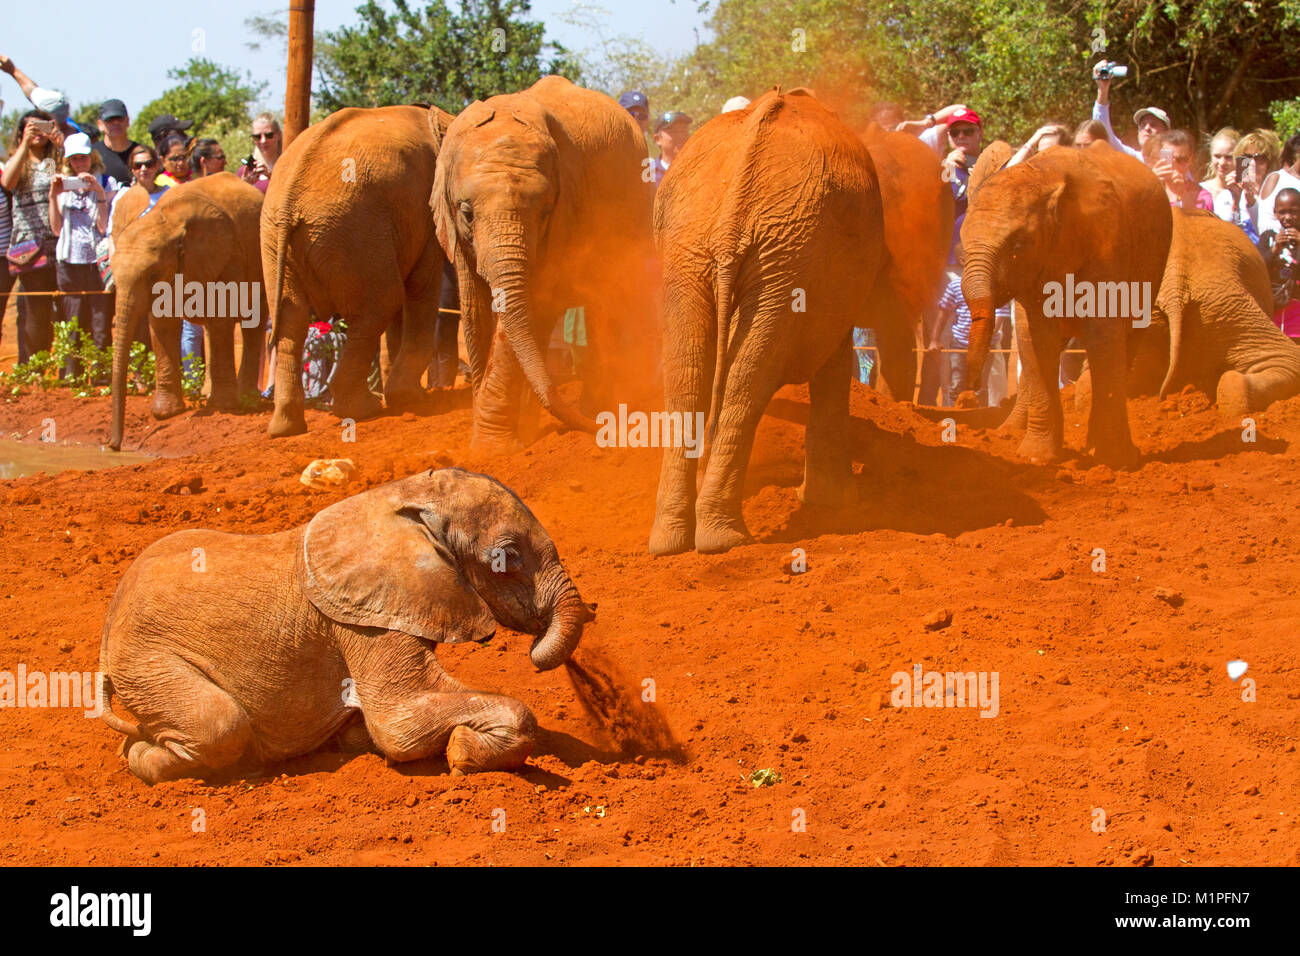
[284,1,316,149]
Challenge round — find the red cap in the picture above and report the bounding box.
[946,108,982,129]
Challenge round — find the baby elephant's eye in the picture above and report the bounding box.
[487,545,522,574]
[458,201,474,224]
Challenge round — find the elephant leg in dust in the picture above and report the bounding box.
[473,328,530,451]
[1011,305,1064,462]
[149,317,187,421]
[1081,319,1139,467]
[800,332,855,507]
[649,281,714,556]
[207,319,239,411]
[385,246,444,410]
[345,631,537,774]
[694,311,785,555]
[871,285,916,404]
[329,314,387,423]
[236,312,265,400]
[270,296,311,436]
[116,658,255,784]
[1217,321,1300,418]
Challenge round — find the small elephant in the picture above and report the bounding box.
[430,75,659,449]
[262,105,455,437]
[649,88,886,555]
[960,142,1172,466]
[109,172,267,451]
[99,468,594,784]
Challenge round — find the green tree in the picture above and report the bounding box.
[130,58,267,144]
[315,0,581,113]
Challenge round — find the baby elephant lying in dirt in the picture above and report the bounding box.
[99,468,594,784]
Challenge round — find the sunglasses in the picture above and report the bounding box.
[1241,153,1267,162]
[132,160,157,168]
[209,154,227,162]
[164,154,187,163]
[252,132,278,141]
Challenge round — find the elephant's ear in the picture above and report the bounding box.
[969,140,1014,197]
[426,106,451,152]
[297,475,496,644]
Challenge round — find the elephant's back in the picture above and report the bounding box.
[103,527,352,761]
[1175,212,1274,317]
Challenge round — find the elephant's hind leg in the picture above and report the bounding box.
[118,662,253,784]
[330,316,386,423]
[207,320,239,411]
[800,332,855,507]
[270,296,311,437]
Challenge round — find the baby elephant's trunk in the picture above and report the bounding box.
[531,585,591,671]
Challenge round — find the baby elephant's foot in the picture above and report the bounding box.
[127,738,201,785]
[445,701,538,775]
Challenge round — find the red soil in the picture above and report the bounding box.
[0,381,1296,866]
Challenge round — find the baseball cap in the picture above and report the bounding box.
[618,91,648,112]
[63,133,93,157]
[722,96,751,113]
[946,108,982,129]
[31,87,70,121]
[148,114,194,141]
[1133,106,1170,128]
[654,111,692,133]
[99,99,129,120]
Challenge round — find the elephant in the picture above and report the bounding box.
[648,88,887,555]
[1076,210,1300,415]
[98,468,595,784]
[108,172,266,451]
[858,123,956,401]
[959,142,1172,466]
[430,75,658,450]
[261,104,455,437]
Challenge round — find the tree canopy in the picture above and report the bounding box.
[315,0,582,113]
[129,58,267,145]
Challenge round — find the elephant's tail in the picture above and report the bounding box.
[707,255,737,441]
[98,673,142,739]
[268,215,292,348]
[1158,295,1183,400]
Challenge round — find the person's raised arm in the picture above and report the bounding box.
[0,125,33,191]
[897,103,967,136]
[0,55,38,101]
[48,180,63,235]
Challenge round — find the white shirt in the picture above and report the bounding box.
[1090,102,1143,160]
[1258,168,1300,236]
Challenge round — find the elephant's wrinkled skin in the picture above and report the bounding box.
[261,105,454,437]
[108,173,266,451]
[649,89,886,555]
[960,142,1172,466]
[99,469,594,784]
[430,75,658,450]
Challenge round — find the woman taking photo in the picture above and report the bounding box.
[2,109,62,364]
[49,132,110,379]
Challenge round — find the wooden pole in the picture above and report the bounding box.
[284,0,315,148]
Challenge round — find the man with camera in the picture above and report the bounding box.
[1258,188,1300,340]
[1091,60,1167,160]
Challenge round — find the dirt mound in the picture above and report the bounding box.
[0,379,1297,865]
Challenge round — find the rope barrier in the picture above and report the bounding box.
[4,288,114,297]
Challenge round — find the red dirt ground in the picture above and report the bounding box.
[0,380,1297,866]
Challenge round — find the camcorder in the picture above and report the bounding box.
[1094,60,1129,81]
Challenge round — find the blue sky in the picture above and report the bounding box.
[1,0,709,119]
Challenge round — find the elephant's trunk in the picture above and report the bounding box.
[962,258,998,390]
[530,579,591,671]
[109,285,145,451]
[479,225,598,434]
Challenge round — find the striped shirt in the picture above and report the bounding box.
[938,276,1011,348]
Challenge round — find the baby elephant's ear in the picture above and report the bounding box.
[297,480,496,644]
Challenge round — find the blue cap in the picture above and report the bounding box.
[618,91,648,112]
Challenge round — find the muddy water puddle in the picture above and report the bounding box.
[0,440,151,479]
